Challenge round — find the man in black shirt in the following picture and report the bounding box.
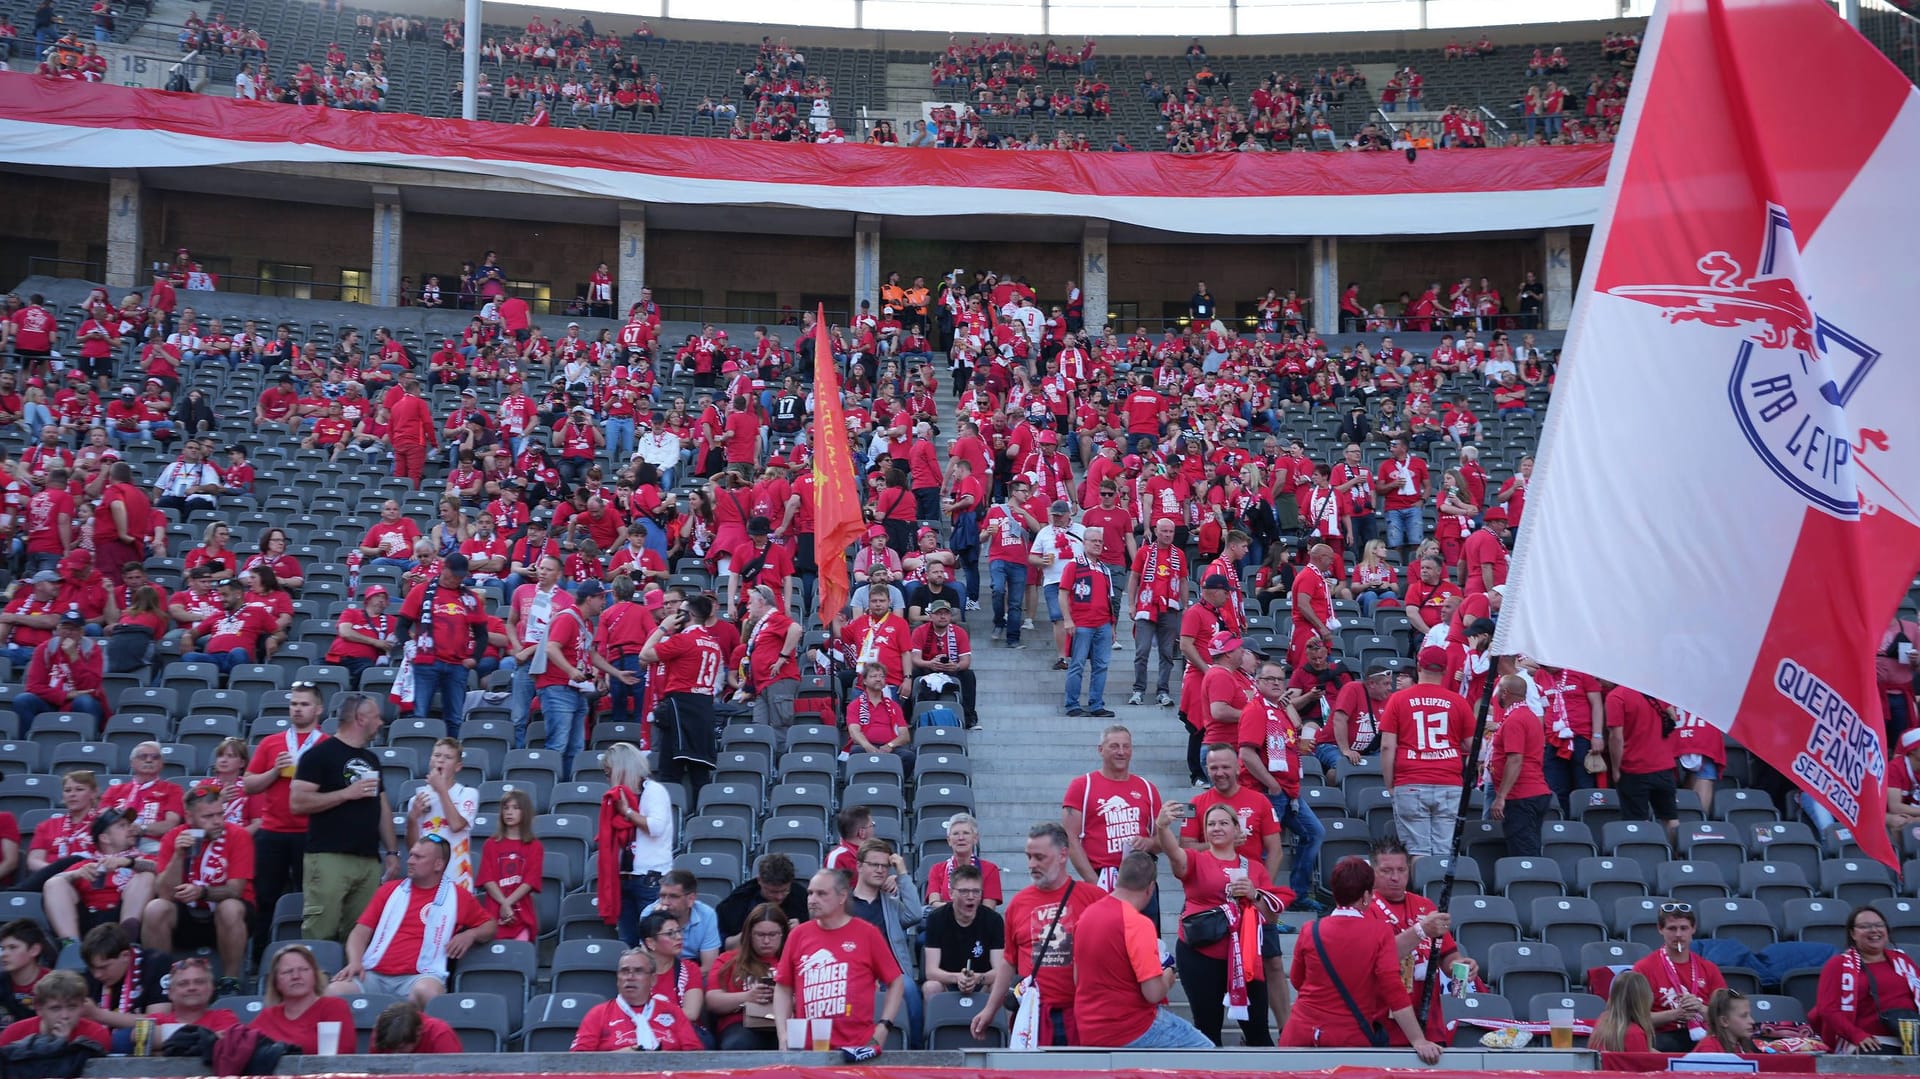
[716,854,809,951]
[1190,282,1215,323]
[904,561,966,625]
[290,691,399,944]
[920,865,1007,1002]
[78,923,169,1053]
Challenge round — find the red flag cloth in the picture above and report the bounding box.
[809,307,864,626]
[1495,0,1920,869]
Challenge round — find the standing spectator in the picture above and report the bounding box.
[475,789,542,942]
[1633,904,1725,1051]
[1535,664,1607,814]
[1126,517,1186,708]
[991,822,1106,1046]
[290,692,400,945]
[598,742,674,947]
[251,944,354,1054]
[1070,850,1211,1048]
[13,611,105,726]
[985,477,1040,649]
[1154,798,1289,1047]
[639,594,724,794]
[140,782,252,992]
[1608,684,1680,833]
[386,374,438,489]
[538,580,633,780]
[1063,727,1164,900]
[92,463,154,584]
[570,947,701,1051]
[737,584,801,731]
[1059,528,1116,717]
[327,837,495,1008]
[1487,675,1553,857]
[242,682,326,962]
[1030,499,1084,667]
[1811,905,1919,1054]
[1380,647,1474,857]
[1237,660,1326,910]
[505,554,575,750]
[773,869,906,1056]
[1279,856,1443,1060]
[403,738,478,889]
[1372,439,1429,561]
[398,553,487,738]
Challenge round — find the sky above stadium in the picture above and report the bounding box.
[508,0,1655,36]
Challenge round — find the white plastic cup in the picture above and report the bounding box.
[157,1023,183,1043]
[1547,1008,1574,1050]
[810,1018,833,1051]
[315,1020,342,1056]
[185,829,206,840]
[785,1018,808,1051]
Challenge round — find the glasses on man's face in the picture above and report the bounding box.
[862,860,892,870]
[951,888,984,898]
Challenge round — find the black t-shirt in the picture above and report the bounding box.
[294,736,383,857]
[922,903,1004,975]
[905,582,963,616]
[83,946,170,1014]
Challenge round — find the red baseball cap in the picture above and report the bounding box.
[1417,646,1450,671]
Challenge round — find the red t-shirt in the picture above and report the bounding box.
[1493,704,1552,800]
[984,505,1030,565]
[1461,528,1508,595]
[1183,783,1280,863]
[1062,771,1162,873]
[0,1017,112,1048]
[1122,390,1164,434]
[1378,456,1429,511]
[30,812,94,861]
[653,626,725,696]
[1079,507,1134,567]
[843,693,906,753]
[1070,893,1164,1046]
[1003,879,1105,1011]
[102,778,185,836]
[569,994,702,1051]
[352,879,491,976]
[1381,684,1474,786]
[157,821,256,905]
[774,917,903,1049]
[730,541,794,590]
[1608,687,1677,776]
[399,581,484,665]
[1059,561,1114,627]
[534,608,595,691]
[251,996,354,1054]
[1240,695,1303,796]
[1198,666,1255,751]
[247,727,326,834]
[842,614,911,687]
[924,856,1003,905]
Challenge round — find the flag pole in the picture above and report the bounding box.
[1416,653,1502,1029]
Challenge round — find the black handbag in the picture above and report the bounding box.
[1312,917,1390,1047]
[1181,907,1233,948]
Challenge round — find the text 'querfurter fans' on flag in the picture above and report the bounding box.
[1495,0,1920,868]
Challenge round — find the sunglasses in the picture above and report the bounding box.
[290,680,319,690]
[1659,903,1693,914]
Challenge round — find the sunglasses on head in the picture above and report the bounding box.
[1659,902,1693,914]
[290,680,319,690]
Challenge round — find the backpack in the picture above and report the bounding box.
[0,1034,103,1079]
[206,1024,294,1077]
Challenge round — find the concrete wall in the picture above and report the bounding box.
[1109,242,1311,326]
[0,174,109,285]
[1339,237,1542,313]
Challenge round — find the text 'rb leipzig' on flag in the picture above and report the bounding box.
[1495,0,1920,868]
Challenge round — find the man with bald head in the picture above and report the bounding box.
[773,869,905,1056]
[1288,543,1337,669]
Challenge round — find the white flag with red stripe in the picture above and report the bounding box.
[1496,0,1920,869]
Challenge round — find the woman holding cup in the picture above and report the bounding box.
[250,943,353,1054]
[706,903,790,1050]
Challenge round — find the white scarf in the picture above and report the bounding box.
[615,995,661,1050]
[362,877,460,979]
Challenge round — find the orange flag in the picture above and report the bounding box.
[809,305,864,626]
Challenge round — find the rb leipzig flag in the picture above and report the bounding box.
[808,305,866,626]
[1496,0,1920,868]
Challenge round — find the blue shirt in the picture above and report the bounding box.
[640,898,720,961]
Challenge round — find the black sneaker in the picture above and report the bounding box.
[1051,658,1068,670]
[1066,707,1086,717]
[1290,896,1328,914]
[216,976,244,998]
[1090,708,1115,718]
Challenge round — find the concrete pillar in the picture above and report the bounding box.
[461,0,480,121]
[853,214,882,322]
[1311,236,1340,336]
[105,174,142,291]
[370,186,404,307]
[618,203,647,317]
[1080,220,1109,341]
[1542,228,1573,331]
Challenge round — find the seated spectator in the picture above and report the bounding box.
[102,741,185,855]
[329,837,494,1008]
[0,919,52,1022]
[706,903,789,1050]
[1633,903,1725,1050]
[370,999,462,1054]
[184,521,237,576]
[26,770,99,875]
[403,738,478,890]
[144,955,240,1032]
[13,610,106,726]
[921,862,1006,1007]
[643,869,721,969]
[251,944,353,1055]
[924,813,1002,907]
[1692,988,1757,1054]
[637,911,708,1035]
[571,947,701,1051]
[848,838,924,1047]
[77,923,170,1050]
[475,789,542,943]
[0,970,108,1053]
[178,577,275,673]
[716,854,808,951]
[140,782,251,993]
[43,809,156,950]
[323,584,396,685]
[1589,969,1655,1051]
[1811,905,1918,1054]
[844,662,914,775]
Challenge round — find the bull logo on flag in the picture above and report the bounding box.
[1607,204,1898,519]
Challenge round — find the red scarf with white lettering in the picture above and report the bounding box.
[1137,543,1185,618]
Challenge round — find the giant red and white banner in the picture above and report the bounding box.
[1496,0,1920,867]
[0,78,1611,236]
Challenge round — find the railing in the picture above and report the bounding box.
[19,256,105,284]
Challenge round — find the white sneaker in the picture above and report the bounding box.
[1022,618,1035,630]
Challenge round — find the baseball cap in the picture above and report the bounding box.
[866,524,887,540]
[766,455,789,469]
[574,579,606,602]
[1209,631,1243,656]
[91,807,126,840]
[1482,507,1509,524]
[29,570,60,585]
[748,516,773,537]
[927,599,953,613]
[119,387,136,397]
[1201,573,1233,591]
[363,585,389,600]
[58,609,86,627]
[1049,499,1071,515]
[1122,454,1142,469]
[1417,646,1450,671]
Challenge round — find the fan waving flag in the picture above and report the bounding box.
[809,305,865,627]
[1496,0,1920,868]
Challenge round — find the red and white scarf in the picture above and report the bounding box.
[101,948,141,1013]
[1256,697,1297,776]
[1207,862,1287,1021]
[1833,948,1920,1053]
[363,877,461,979]
[1136,543,1185,619]
[183,828,230,911]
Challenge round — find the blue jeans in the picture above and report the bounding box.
[618,872,661,946]
[1124,1007,1214,1049]
[183,648,249,673]
[413,662,468,736]
[538,684,587,781]
[370,556,416,571]
[1384,506,1424,549]
[1543,735,1596,816]
[1042,583,1064,623]
[1064,623,1112,711]
[12,692,104,729]
[1268,790,1325,897]
[989,561,1027,643]
[608,655,643,727]
[510,665,537,749]
[604,417,635,463]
